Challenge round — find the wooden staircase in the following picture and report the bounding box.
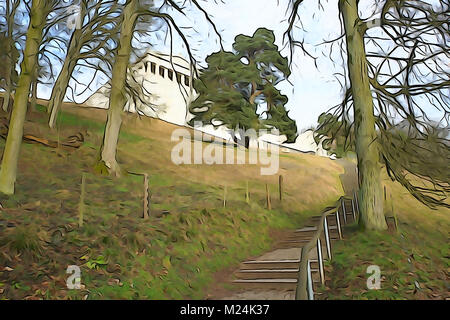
[229,196,359,297]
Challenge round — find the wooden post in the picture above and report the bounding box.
[323,216,332,260]
[351,196,357,222]
[335,209,343,240]
[78,172,86,227]
[278,175,283,202]
[392,194,399,233]
[341,199,347,224]
[245,180,249,204]
[143,173,149,219]
[266,183,271,210]
[316,238,325,285]
[306,260,314,300]
[223,184,227,208]
[354,190,360,218]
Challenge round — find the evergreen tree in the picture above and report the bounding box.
[190,28,297,144]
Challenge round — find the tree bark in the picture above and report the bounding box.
[340,0,387,230]
[96,0,137,176]
[48,7,85,128]
[0,0,46,195]
[29,68,38,113]
[2,83,12,113]
[2,0,13,112]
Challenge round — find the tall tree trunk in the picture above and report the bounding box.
[48,6,85,128]
[0,0,46,195]
[340,0,387,230]
[2,0,13,112]
[29,68,38,113]
[2,84,12,113]
[95,0,137,176]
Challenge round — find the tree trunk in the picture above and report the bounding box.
[2,85,11,113]
[2,0,13,112]
[48,9,85,128]
[340,0,387,230]
[29,69,38,113]
[96,0,137,176]
[0,0,46,195]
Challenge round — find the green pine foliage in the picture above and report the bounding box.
[189,28,297,143]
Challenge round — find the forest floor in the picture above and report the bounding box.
[0,103,447,300]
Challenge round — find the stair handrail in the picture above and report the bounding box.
[295,196,347,300]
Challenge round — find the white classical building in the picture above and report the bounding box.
[84,50,329,157]
[85,51,195,126]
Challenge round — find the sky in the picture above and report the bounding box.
[36,0,346,132]
[154,0,347,131]
[35,0,447,132]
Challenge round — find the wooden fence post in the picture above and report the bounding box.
[279,175,283,202]
[223,184,227,208]
[78,172,86,227]
[143,173,149,219]
[245,180,249,204]
[266,183,271,210]
[306,260,314,300]
[316,238,325,285]
[351,195,357,222]
[341,198,347,224]
[391,193,399,233]
[335,209,343,239]
[323,216,332,260]
[354,190,360,217]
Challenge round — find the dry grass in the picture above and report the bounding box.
[0,104,345,299]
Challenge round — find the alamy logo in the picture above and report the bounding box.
[66,265,81,289]
[67,5,82,30]
[171,122,280,175]
[366,265,381,290]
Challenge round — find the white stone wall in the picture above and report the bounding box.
[281,130,329,156]
[84,51,195,126]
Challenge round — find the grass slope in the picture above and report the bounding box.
[317,174,449,300]
[0,105,344,299]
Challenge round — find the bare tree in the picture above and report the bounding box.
[46,0,122,128]
[95,0,222,176]
[0,0,21,112]
[0,0,56,194]
[285,0,449,236]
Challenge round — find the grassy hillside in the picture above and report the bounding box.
[0,104,344,299]
[317,174,449,300]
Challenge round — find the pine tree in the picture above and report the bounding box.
[190,28,297,144]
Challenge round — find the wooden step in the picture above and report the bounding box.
[235,268,299,280]
[292,230,318,237]
[240,260,300,270]
[232,279,298,290]
[274,242,305,249]
[306,219,338,227]
[276,240,310,248]
[286,231,339,241]
[232,278,321,290]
